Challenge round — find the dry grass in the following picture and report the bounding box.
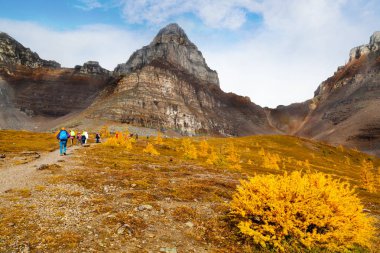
[0,130,57,154]
[0,131,379,252]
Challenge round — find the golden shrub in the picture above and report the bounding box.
[143,143,159,156]
[103,136,133,150]
[360,159,376,193]
[230,171,375,252]
[155,132,163,145]
[226,143,241,170]
[206,146,219,165]
[99,125,110,138]
[262,151,281,170]
[181,138,197,160]
[198,140,209,158]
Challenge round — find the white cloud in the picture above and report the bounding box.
[198,0,380,107]
[0,19,150,70]
[119,0,259,29]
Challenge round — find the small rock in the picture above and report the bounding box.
[116,224,132,235]
[131,183,137,188]
[160,247,177,253]
[37,164,49,170]
[0,154,6,158]
[160,208,165,214]
[363,209,371,213]
[137,204,153,211]
[7,222,15,227]
[185,221,194,228]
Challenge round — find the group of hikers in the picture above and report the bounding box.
[56,128,101,156]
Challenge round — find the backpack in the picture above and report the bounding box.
[58,130,68,140]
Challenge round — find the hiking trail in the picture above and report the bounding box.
[0,144,82,193]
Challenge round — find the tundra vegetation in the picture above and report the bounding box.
[0,129,379,252]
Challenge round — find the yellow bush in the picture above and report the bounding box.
[143,143,159,156]
[206,146,219,165]
[262,151,281,170]
[182,138,197,160]
[360,159,376,193]
[198,140,209,158]
[103,136,133,150]
[99,125,110,138]
[155,132,163,145]
[230,171,375,252]
[226,143,241,170]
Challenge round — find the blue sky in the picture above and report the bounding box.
[0,0,379,107]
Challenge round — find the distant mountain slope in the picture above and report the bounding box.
[268,31,380,156]
[0,32,113,130]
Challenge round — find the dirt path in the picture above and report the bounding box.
[0,144,82,193]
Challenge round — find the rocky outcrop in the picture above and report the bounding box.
[349,31,380,62]
[114,23,219,87]
[0,32,60,70]
[0,33,113,127]
[75,61,111,76]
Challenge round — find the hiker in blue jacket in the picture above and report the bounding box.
[56,127,70,156]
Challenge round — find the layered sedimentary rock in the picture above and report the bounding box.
[268,31,380,155]
[0,32,112,129]
[86,24,273,135]
[88,60,272,135]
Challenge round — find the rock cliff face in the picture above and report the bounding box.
[0,32,112,129]
[114,23,219,87]
[0,32,60,70]
[85,24,273,135]
[87,60,272,135]
[268,31,380,155]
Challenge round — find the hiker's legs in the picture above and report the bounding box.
[63,140,67,154]
[59,141,64,155]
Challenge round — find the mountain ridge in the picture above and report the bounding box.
[0,25,379,155]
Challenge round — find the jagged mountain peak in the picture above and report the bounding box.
[114,24,219,86]
[150,23,195,47]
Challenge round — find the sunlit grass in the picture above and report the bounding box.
[0,130,379,252]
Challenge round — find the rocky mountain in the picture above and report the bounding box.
[114,24,219,87]
[0,33,113,129]
[86,24,273,135]
[0,25,379,155]
[268,31,380,155]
